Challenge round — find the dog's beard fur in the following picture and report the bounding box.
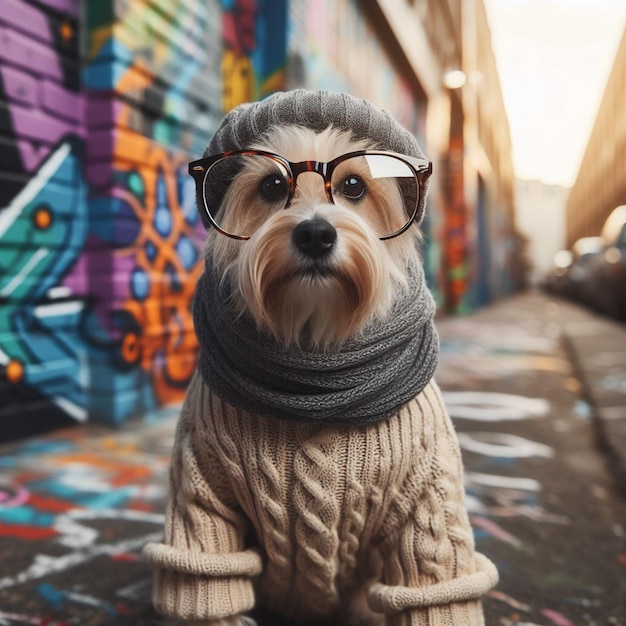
[205,126,421,349]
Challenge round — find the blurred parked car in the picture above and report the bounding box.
[586,205,626,321]
[544,237,604,303]
[543,249,573,297]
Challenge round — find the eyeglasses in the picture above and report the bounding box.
[189,150,432,241]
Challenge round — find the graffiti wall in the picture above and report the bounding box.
[0,0,86,439]
[442,135,471,314]
[0,0,287,441]
[287,0,424,135]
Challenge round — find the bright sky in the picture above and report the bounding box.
[483,0,626,188]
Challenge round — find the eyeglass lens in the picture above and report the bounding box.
[202,154,419,239]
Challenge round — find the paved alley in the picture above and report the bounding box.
[0,291,624,626]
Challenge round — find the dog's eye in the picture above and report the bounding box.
[340,175,366,200]
[259,175,288,202]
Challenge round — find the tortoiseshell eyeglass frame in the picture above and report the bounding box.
[189,149,433,241]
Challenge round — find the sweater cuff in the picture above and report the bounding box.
[367,553,498,614]
[143,542,262,577]
[143,542,262,619]
[381,599,487,626]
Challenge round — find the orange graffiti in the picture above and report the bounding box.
[6,359,24,383]
[33,206,53,230]
[120,331,140,365]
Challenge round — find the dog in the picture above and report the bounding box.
[143,91,497,626]
[190,125,422,626]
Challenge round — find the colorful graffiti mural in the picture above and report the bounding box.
[222,0,287,109]
[442,135,470,314]
[0,0,287,439]
[287,0,425,142]
[0,0,87,439]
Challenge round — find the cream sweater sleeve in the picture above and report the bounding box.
[142,373,262,620]
[367,390,498,626]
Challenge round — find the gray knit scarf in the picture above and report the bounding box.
[193,261,439,426]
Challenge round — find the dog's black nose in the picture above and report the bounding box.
[292,218,337,258]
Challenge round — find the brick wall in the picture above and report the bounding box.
[0,0,286,441]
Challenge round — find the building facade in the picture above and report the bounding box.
[461,0,522,306]
[0,0,518,438]
[565,26,626,247]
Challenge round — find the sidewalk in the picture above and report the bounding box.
[559,305,626,496]
[435,290,625,625]
[0,290,624,626]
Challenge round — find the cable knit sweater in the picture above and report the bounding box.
[143,371,498,625]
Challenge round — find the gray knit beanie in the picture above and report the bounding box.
[200,89,429,227]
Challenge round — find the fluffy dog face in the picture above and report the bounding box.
[205,126,421,349]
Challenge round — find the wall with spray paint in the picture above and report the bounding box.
[287,0,425,134]
[0,0,87,439]
[0,0,287,440]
